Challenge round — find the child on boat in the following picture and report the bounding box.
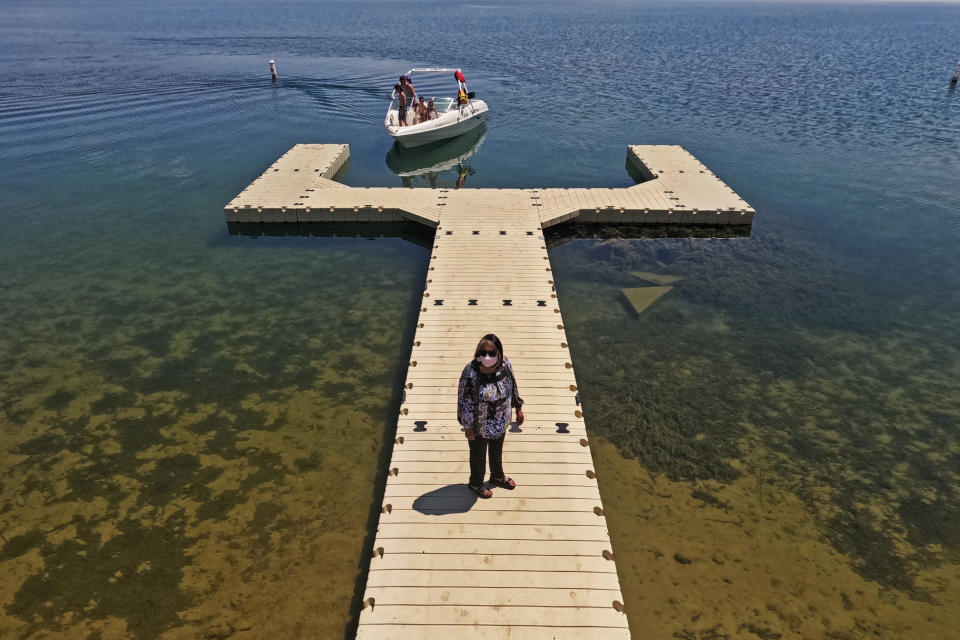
[394,83,408,127]
[416,96,429,123]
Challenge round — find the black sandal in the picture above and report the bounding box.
[468,484,493,499]
[490,476,516,490]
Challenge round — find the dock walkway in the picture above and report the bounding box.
[225,144,754,639]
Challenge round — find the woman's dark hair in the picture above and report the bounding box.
[474,333,504,369]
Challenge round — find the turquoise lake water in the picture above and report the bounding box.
[1,1,959,638]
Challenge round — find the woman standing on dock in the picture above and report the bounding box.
[457,334,524,499]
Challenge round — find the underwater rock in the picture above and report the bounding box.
[673,551,694,564]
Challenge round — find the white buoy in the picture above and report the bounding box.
[269,59,278,82]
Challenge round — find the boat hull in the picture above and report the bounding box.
[385,100,488,148]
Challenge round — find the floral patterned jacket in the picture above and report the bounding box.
[457,358,523,440]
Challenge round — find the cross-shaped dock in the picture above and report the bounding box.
[225,144,754,639]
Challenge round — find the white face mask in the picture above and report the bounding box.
[478,355,498,368]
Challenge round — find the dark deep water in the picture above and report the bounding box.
[1,1,959,638]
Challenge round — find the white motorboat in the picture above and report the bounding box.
[385,68,488,148]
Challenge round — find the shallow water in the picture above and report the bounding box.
[0,229,428,637]
[2,1,959,638]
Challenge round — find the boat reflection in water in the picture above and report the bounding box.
[385,123,486,189]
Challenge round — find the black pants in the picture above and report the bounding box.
[468,434,505,488]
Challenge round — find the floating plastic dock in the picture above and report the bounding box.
[226,144,753,229]
[226,144,754,639]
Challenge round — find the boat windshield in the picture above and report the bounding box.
[390,94,456,114]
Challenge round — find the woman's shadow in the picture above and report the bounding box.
[413,484,479,515]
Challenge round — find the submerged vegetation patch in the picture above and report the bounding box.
[0,235,428,638]
[7,516,193,638]
[550,226,960,603]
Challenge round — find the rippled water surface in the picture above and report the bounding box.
[2,1,959,638]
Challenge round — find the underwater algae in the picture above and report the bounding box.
[0,236,427,638]
[591,436,960,640]
[550,227,960,638]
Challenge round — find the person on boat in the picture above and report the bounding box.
[426,98,439,120]
[416,96,429,123]
[393,83,408,127]
[399,74,416,105]
[457,334,524,498]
